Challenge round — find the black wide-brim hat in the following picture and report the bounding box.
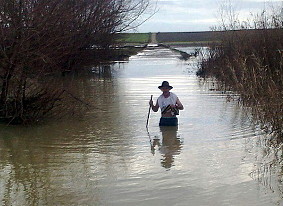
[158,81,173,89]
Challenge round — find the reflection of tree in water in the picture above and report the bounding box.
[151,126,182,169]
[248,135,283,203]
[91,64,113,79]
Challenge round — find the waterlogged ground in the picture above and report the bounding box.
[0,46,283,206]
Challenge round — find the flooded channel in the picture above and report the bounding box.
[1,47,283,206]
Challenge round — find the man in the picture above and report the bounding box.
[149,81,184,126]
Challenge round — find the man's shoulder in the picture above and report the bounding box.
[170,92,178,97]
[157,94,163,100]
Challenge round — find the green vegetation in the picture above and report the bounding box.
[117,33,150,43]
[116,32,222,45]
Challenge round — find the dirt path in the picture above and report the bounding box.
[150,33,157,44]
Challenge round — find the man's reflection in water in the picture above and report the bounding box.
[151,126,182,169]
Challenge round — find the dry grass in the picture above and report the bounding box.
[198,9,283,140]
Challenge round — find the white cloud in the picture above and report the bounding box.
[135,0,282,32]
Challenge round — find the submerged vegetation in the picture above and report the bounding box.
[198,5,283,140]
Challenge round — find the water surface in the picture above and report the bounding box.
[0,47,282,206]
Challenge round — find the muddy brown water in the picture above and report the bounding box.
[0,47,283,206]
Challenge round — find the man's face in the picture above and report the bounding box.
[161,87,170,92]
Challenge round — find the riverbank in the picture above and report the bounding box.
[198,28,283,141]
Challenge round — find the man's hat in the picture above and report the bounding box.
[158,81,173,89]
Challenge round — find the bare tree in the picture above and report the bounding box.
[0,0,152,124]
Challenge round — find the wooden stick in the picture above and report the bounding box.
[146,95,153,128]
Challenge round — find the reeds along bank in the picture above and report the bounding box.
[198,10,283,140]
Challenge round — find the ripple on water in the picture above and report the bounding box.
[0,47,281,206]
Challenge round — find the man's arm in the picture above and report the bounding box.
[176,98,184,110]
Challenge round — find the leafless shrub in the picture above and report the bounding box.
[0,0,152,124]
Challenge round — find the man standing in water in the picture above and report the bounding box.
[149,81,184,126]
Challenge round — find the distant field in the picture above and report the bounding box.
[156,31,222,43]
[117,33,150,43]
[117,30,277,46]
[117,31,222,45]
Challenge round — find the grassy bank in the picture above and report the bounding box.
[116,33,151,44]
[116,32,221,46]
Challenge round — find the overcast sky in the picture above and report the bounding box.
[135,0,282,32]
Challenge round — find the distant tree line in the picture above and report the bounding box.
[0,0,152,124]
